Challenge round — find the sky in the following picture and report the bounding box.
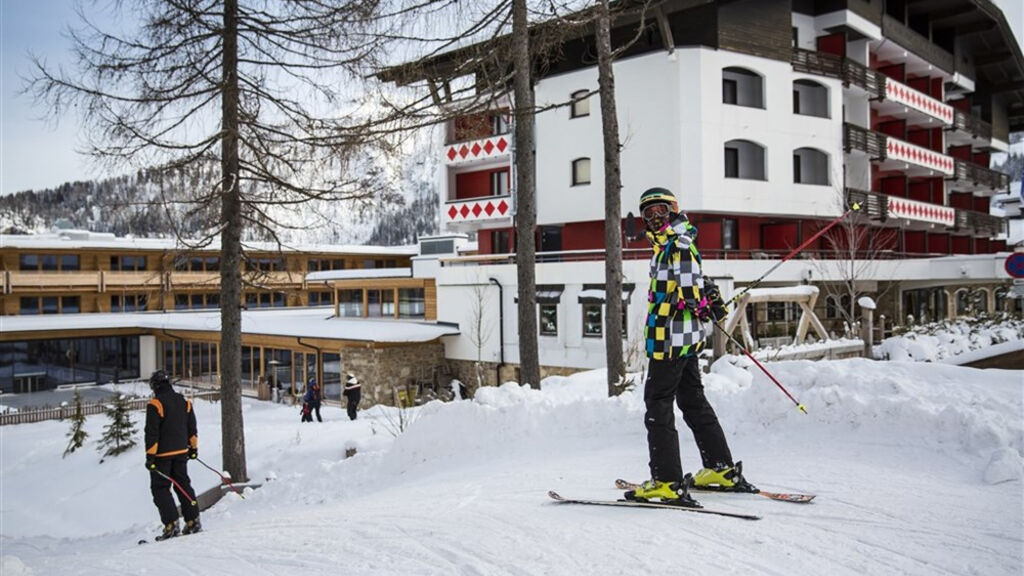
[0,319,1021,575]
[1,1,1022,196]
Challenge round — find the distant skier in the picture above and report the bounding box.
[343,373,361,421]
[302,378,323,422]
[626,188,751,506]
[145,370,201,540]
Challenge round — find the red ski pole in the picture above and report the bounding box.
[152,468,198,507]
[727,203,860,306]
[711,321,808,414]
[196,456,246,500]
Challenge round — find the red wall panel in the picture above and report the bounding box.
[908,181,930,202]
[878,119,905,139]
[947,145,971,161]
[455,168,507,200]
[950,236,971,254]
[904,231,926,253]
[949,192,973,210]
[761,223,799,251]
[973,196,989,213]
[877,63,905,82]
[816,33,845,57]
[927,233,949,255]
[881,176,906,197]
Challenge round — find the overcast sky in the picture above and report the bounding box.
[1,0,1021,196]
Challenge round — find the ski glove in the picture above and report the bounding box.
[704,279,729,322]
[146,455,156,470]
[188,447,198,460]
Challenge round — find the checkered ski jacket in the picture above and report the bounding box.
[644,216,706,360]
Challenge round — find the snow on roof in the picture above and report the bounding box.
[0,230,418,256]
[306,268,413,282]
[733,285,820,300]
[0,308,459,343]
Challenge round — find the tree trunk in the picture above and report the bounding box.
[596,0,624,397]
[512,0,540,389]
[219,0,248,483]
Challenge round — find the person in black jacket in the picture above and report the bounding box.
[342,373,361,421]
[145,370,201,540]
[302,378,323,422]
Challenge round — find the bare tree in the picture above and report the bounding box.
[810,190,898,336]
[29,0,401,481]
[466,280,496,395]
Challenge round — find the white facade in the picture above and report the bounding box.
[533,48,844,224]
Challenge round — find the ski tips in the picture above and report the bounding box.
[797,403,808,414]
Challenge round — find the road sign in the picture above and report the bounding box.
[1005,252,1024,279]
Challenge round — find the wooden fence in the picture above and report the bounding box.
[0,390,221,426]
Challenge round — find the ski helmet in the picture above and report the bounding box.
[638,187,676,213]
[149,370,169,391]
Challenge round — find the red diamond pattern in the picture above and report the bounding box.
[497,200,509,214]
[459,145,469,158]
[444,136,512,164]
[447,148,457,161]
[471,143,482,157]
[484,202,495,216]
[483,140,494,154]
[471,203,483,217]
[448,206,458,220]
[459,205,470,218]
[496,138,508,152]
[888,198,954,226]
[885,78,954,126]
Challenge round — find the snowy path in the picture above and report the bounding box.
[2,360,1021,575]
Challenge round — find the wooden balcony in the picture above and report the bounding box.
[880,14,954,74]
[4,271,102,293]
[846,187,1005,237]
[950,160,1010,194]
[845,123,955,176]
[950,109,993,141]
[843,123,887,159]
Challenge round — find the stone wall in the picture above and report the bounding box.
[446,359,585,396]
[341,342,447,407]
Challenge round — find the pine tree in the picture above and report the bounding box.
[62,388,89,458]
[97,394,137,460]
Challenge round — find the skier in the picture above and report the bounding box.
[626,187,751,506]
[145,370,201,539]
[302,378,323,422]
[342,373,361,421]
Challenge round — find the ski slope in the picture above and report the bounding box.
[1,355,1021,576]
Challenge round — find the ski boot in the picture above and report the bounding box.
[624,474,701,508]
[692,461,758,493]
[182,518,202,535]
[155,521,180,541]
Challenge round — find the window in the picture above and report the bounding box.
[366,289,394,317]
[572,158,591,186]
[309,291,332,306]
[338,290,362,317]
[539,304,558,336]
[825,295,851,319]
[491,229,512,254]
[112,294,148,312]
[19,297,39,315]
[61,296,81,314]
[490,113,509,135]
[583,303,603,337]
[793,147,829,185]
[570,89,590,118]
[40,255,58,271]
[721,67,764,108]
[723,139,766,180]
[398,288,425,318]
[42,296,59,314]
[766,302,787,322]
[722,219,738,250]
[19,254,38,271]
[60,255,80,271]
[792,79,829,118]
[725,147,739,178]
[723,79,738,105]
[792,26,798,48]
[490,170,509,196]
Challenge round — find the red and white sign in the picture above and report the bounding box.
[443,135,510,166]
[885,138,955,175]
[884,78,954,125]
[887,196,955,227]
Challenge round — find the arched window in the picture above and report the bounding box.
[793,147,830,185]
[724,139,766,180]
[722,67,764,108]
[954,289,970,316]
[572,158,591,185]
[792,79,829,118]
[570,90,590,118]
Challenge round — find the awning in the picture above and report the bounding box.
[578,283,635,304]
[514,284,564,304]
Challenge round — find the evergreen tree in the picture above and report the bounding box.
[97,394,137,460]
[62,388,89,458]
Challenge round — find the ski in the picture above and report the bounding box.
[548,491,761,521]
[614,479,815,504]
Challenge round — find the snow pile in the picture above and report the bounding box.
[874,315,1024,363]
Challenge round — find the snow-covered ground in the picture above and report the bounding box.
[2,343,1022,575]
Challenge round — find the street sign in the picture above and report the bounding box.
[1005,252,1024,279]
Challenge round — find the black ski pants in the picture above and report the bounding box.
[150,455,199,525]
[345,392,360,421]
[644,354,733,483]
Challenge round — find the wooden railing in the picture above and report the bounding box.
[953,159,1010,191]
[843,123,887,159]
[847,187,1005,237]
[845,187,888,221]
[951,109,993,141]
[881,14,954,74]
[842,58,887,100]
[791,48,842,79]
[0,389,221,426]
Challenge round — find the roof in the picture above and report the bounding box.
[0,230,419,256]
[0,308,460,343]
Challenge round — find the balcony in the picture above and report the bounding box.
[948,109,993,145]
[878,77,953,126]
[3,271,102,294]
[444,195,513,228]
[948,159,1010,194]
[443,134,511,167]
[844,123,954,176]
[846,188,1004,237]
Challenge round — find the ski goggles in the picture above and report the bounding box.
[642,203,670,223]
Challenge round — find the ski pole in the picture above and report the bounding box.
[710,321,808,414]
[727,203,860,306]
[153,468,198,507]
[195,456,246,500]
